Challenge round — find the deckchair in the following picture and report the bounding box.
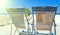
[32,6,57,35]
[7,8,26,35]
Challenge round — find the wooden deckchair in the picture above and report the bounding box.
[7,8,26,35]
[32,6,57,35]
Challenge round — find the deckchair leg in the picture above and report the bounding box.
[13,29,17,35]
[54,23,56,35]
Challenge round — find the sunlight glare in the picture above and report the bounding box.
[0,0,8,9]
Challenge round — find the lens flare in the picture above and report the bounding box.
[0,0,8,9]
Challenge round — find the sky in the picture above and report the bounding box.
[0,0,60,14]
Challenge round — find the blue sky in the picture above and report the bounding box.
[0,0,60,14]
[8,0,60,13]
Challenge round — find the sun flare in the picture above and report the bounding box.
[0,0,8,9]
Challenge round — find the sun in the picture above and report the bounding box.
[0,0,8,9]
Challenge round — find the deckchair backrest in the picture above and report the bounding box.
[32,7,57,30]
[7,8,26,29]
